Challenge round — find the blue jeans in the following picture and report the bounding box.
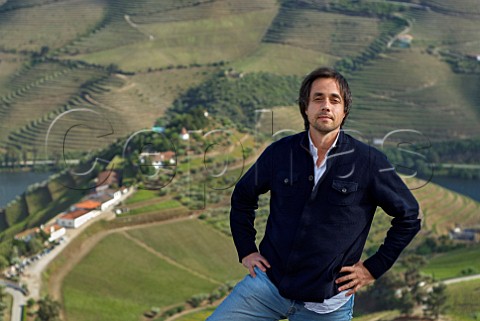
[206,267,354,321]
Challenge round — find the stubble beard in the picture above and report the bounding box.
[310,118,341,135]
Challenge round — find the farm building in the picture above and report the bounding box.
[57,209,99,228]
[73,199,101,211]
[395,34,413,48]
[180,127,190,140]
[152,151,176,169]
[95,170,121,192]
[14,227,39,242]
[14,224,66,243]
[139,151,176,169]
[89,188,122,211]
[41,224,66,243]
[449,226,480,242]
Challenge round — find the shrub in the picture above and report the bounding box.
[187,293,210,308]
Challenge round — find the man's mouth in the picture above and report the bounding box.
[317,115,332,120]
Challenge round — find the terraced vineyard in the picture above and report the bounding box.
[406,8,480,55]
[0,64,214,159]
[57,178,479,321]
[423,0,480,15]
[0,0,106,51]
[61,0,278,71]
[59,220,245,321]
[1,0,479,158]
[412,178,480,234]
[1,1,479,320]
[90,68,212,133]
[347,48,480,140]
[0,52,25,97]
[0,63,108,150]
[256,105,304,135]
[0,63,116,154]
[264,8,381,57]
[232,42,337,75]
[445,279,480,321]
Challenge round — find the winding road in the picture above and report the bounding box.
[2,188,135,321]
[3,177,478,321]
[0,280,25,321]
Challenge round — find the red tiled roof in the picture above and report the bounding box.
[162,151,176,160]
[151,151,176,163]
[74,200,101,210]
[97,171,119,187]
[14,228,39,239]
[60,209,89,220]
[42,224,64,234]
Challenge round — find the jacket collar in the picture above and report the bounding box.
[300,129,348,155]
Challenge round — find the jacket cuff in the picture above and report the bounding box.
[237,244,259,263]
[363,254,390,280]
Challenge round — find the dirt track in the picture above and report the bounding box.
[47,214,198,301]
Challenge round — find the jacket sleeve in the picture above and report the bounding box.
[363,151,422,279]
[230,144,273,262]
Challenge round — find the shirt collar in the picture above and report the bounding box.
[308,131,339,159]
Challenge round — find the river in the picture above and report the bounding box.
[0,171,53,208]
[0,171,478,210]
[431,176,480,203]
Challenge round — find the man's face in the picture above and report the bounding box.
[305,77,346,135]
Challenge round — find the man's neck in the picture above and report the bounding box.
[309,128,339,152]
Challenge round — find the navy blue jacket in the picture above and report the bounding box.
[230,130,421,302]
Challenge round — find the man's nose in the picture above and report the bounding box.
[321,100,331,110]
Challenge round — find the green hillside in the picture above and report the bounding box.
[1,0,479,159]
[0,171,86,256]
[63,232,217,321]
[0,0,106,52]
[422,244,480,280]
[61,0,278,72]
[55,179,480,320]
[264,7,381,56]
[1,1,480,320]
[61,220,245,321]
[445,279,480,321]
[40,108,478,321]
[347,48,480,140]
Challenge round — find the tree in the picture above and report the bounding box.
[40,46,49,56]
[36,295,61,321]
[0,255,8,270]
[400,254,428,286]
[358,270,404,311]
[9,245,20,266]
[27,237,44,256]
[0,285,7,321]
[27,298,36,316]
[423,283,449,320]
[106,63,119,74]
[398,289,415,316]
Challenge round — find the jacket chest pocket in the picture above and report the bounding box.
[274,171,300,197]
[328,180,358,206]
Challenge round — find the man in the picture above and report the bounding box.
[207,67,421,321]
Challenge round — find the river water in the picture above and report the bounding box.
[0,171,478,209]
[0,171,53,208]
[431,176,480,203]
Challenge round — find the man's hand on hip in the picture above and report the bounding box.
[335,261,375,296]
[242,252,271,278]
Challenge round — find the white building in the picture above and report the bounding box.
[41,224,66,243]
[57,209,95,228]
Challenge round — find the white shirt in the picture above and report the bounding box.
[304,131,351,314]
